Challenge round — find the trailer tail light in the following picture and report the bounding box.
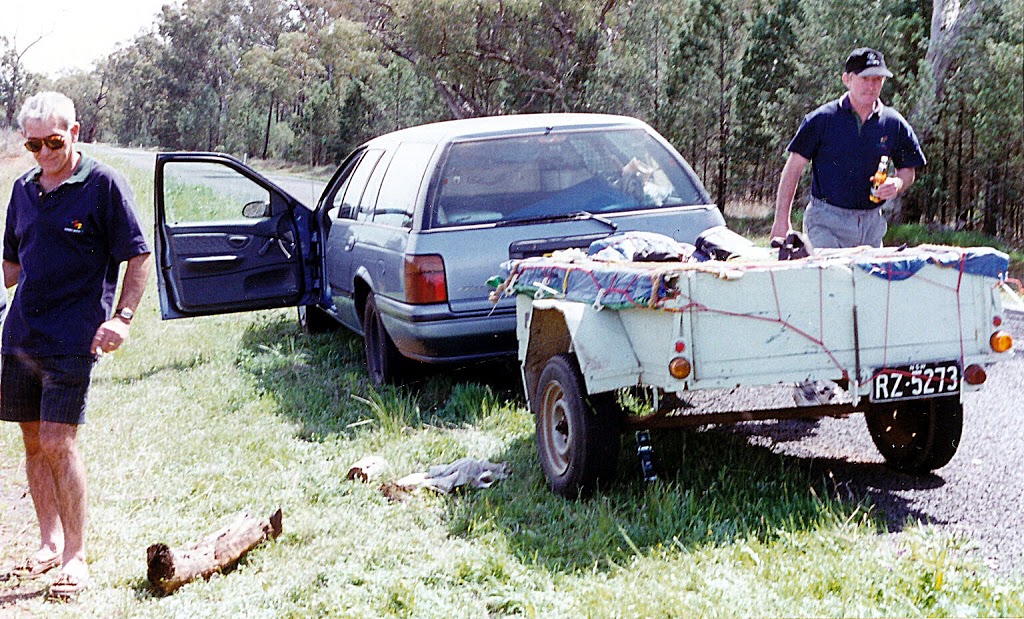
[993,315,1003,327]
[669,357,691,379]
[990,330,1013,353]
[405,255,447,304]
[964,364,987,385]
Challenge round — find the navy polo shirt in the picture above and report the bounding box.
[787,94,926,210]
[2,154,150,356]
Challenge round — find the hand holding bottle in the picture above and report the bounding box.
[869,156,890,203]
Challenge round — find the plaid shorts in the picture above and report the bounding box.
[0,354,96,425]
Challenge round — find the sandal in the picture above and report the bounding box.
[3,553,61,580]
[47,570,89,601]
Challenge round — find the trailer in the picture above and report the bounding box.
[500,243,1016,497]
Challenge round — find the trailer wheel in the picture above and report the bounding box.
[535,354,621,498]
[865,396,963,473]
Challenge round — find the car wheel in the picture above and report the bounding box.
[535,353,621,498]
[865,396,963,473]
[297,305,338,335]
[362,293,403,386]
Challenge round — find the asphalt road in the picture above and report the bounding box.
[727,309,1024,575]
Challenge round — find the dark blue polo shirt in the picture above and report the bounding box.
[3,154,150,356]
[787,94,926,210]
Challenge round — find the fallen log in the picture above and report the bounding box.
[146,508,283,595]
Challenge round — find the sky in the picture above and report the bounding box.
[1,0,172,77]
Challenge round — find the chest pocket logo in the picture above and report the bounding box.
[64,219,85,234]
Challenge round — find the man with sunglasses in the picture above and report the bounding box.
[1,91,151,600]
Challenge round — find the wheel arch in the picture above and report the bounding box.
[521,300,641,412]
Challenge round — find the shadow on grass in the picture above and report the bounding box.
[233,316,942,574]
[235,317,524,441]
[443,420,942,573]
[93,354,210,385]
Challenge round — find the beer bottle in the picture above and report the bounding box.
[869,156,890,203]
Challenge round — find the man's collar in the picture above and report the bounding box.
[839,93,884,116]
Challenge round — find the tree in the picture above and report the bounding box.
[364,0,620,118]
[663,0,748,214]
[1,34,43,128]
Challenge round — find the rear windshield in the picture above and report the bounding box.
[429,127,708,228]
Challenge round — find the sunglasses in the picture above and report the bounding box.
[24,134,67,153]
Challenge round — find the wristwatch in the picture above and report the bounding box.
[115,307,134,323]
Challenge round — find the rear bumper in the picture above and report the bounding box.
[374,295,518,363]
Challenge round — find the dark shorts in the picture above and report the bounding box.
[0,354,96,425]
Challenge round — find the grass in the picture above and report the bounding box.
[1,140,1023,616]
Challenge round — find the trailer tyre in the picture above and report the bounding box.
[865,396,963,473]
[535,354,621,498]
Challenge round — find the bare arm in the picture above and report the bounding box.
[771,152,809,240]
[3,260,20,288]
[91,252,153,355]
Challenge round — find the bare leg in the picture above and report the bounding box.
[36,421,88,578]
[20,421,63,561]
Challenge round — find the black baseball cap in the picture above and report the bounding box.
[844,47,893,77]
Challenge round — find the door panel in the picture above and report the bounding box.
[155,153,319,319]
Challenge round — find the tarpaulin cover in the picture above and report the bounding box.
[852,244,1008,281]
[497,244,1008,310]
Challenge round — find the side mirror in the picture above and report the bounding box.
[242,200,271,218]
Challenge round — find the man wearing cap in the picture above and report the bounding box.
[771,47,926,248]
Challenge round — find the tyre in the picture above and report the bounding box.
[865,396,963,473]
[362,294,404,386]
[297,305,338,335]
[534,353,621,498]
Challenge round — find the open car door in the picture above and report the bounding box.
[155,153,321,319]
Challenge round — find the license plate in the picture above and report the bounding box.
[870,361,960,403]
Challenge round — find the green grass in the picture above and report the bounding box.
[1,149,1023,616]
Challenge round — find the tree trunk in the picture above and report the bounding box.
[146,508,283,595]
[912,0,978,143]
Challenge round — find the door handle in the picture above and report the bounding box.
[227,235,248,247]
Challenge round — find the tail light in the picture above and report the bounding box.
[964,364,987,385]
[990,330,1013,353]
[405,255,447,304]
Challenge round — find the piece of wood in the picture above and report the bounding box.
[146,508,283,595]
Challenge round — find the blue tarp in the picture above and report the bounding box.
[853,245,1008,281]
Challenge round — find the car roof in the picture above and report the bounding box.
[363,113,651,147]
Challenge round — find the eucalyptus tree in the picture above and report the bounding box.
[1,34,42,129]
[364,0,620,117]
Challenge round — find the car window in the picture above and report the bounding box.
[373,142,436,228]
[322,152,363,220]
[337,149,384,220]
[430,127,706,227]
[358,150,394,222]
[162,160,271,223]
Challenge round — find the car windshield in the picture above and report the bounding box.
[429,127,707,227]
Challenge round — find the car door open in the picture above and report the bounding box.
[154,153,320,319]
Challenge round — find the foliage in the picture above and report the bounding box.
[3,0,1022,243]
